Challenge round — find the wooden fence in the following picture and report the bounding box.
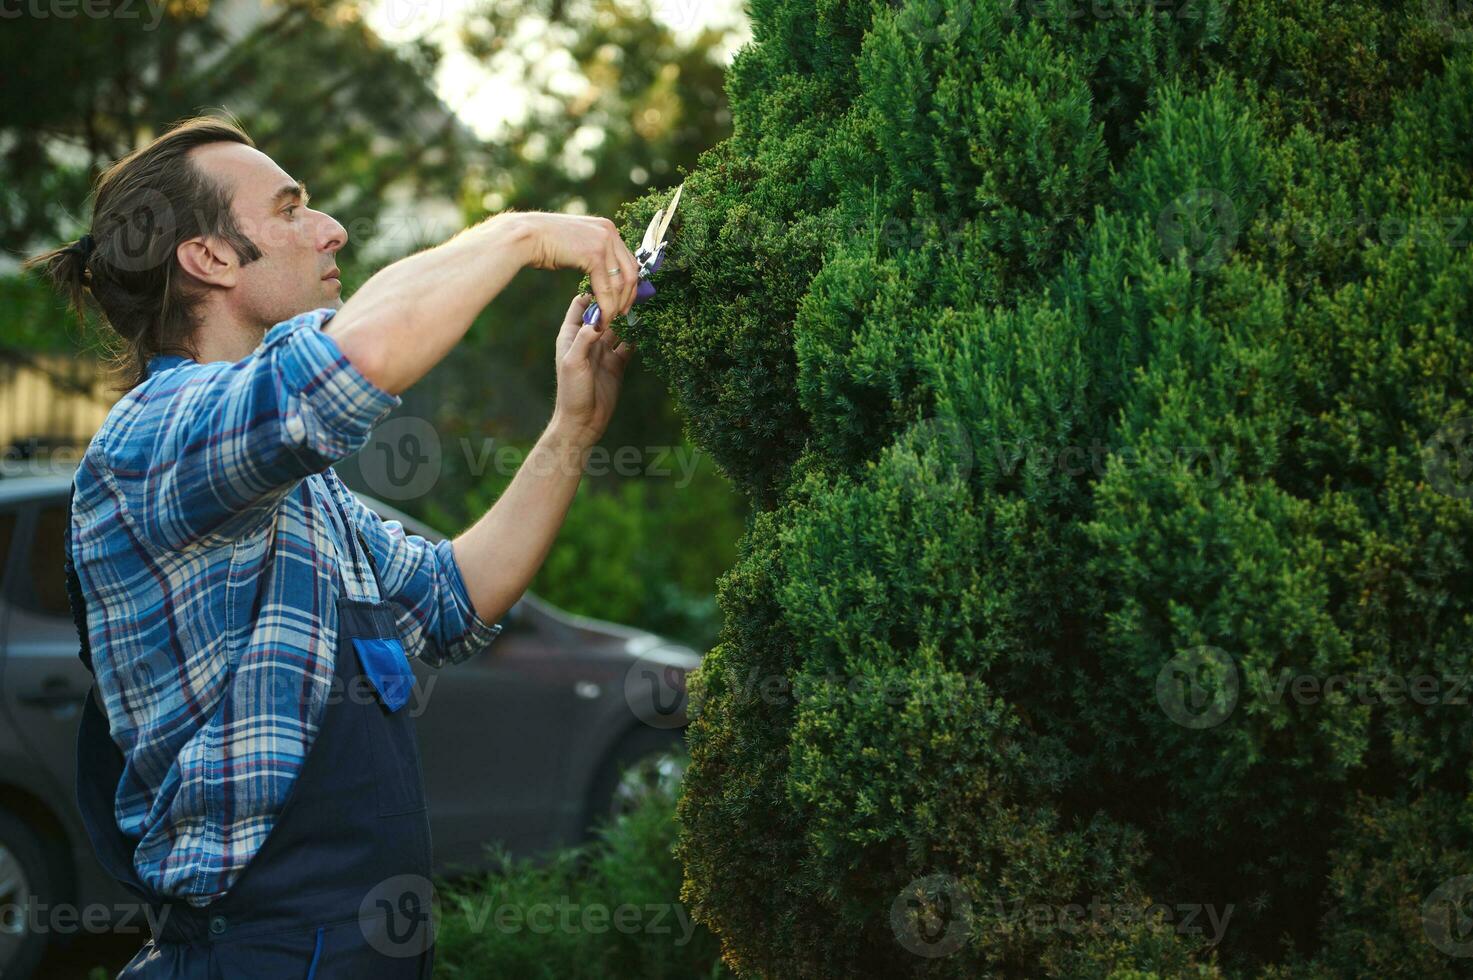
[0,351,114,468]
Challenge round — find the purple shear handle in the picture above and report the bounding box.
[583,278,657,326]
[581,184,682,327]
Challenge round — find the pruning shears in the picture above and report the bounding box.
[583,182,683,328]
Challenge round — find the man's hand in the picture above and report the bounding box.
[521,213,640,328]
[550,293,633,448]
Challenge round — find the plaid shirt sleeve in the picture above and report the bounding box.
[105,309,401,550]
[337,482,504,667]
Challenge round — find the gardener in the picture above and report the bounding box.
[24,115,642,978]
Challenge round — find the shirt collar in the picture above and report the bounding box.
[145,354,188,379]
[144,310,334,379]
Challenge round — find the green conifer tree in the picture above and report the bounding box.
[618,0,1473,975]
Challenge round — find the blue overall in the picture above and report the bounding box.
[66,476,437,978]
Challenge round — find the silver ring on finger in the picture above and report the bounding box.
[607,267,622,277]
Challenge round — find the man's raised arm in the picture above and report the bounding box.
[324,211,641,394]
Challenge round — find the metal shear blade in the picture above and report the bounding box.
[638,208,664,259]
[652,183,682,251]
[638,183,683,265]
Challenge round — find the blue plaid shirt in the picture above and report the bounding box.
[67,308,502,907]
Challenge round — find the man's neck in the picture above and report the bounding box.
[188,306,269,365]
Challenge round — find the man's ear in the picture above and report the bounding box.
[176,236,237,287]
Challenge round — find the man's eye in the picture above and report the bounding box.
[284,205,299,217]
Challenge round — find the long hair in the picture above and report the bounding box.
[22,112,265,393]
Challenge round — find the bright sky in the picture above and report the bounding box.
[365,0,749,141]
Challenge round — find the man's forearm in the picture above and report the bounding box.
[450,418,592,625]
[323,213,534,395]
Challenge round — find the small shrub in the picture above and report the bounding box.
[434,772,728,979]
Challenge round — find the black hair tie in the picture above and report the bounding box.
[68,233,95,262]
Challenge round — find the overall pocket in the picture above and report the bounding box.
[354,637,414,712]
[350,627,429,817]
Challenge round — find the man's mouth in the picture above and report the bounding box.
[322,267,341,281]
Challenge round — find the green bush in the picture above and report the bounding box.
[433,773,729,979]
[616,0,1473,975]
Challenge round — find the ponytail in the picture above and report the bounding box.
[21,112,262,394]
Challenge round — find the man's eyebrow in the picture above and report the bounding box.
[272,180,310,207]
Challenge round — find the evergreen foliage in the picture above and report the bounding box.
[617,0,1473,974]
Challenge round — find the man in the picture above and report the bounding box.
[23,114,644,977]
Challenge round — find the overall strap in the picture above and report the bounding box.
[322,471,389,600]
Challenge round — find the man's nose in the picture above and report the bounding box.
[319,211,348,252]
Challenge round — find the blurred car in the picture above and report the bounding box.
[0,469,697,977]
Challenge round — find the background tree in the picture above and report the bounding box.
[1,0,474,279]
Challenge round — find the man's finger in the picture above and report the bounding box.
[589,269,619,332]
[603,242,637,320]
[565,292,593,322]
[569,321,601,360]
[562,293,592,332]
[615,240,638,313]
[558,294,591,353]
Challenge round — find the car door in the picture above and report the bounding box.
[408,617,585,874]
[0,496,93,799]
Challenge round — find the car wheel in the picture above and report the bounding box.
[582,728,687,841]
[0,807,60,980]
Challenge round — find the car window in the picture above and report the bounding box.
[14,504,71,618]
